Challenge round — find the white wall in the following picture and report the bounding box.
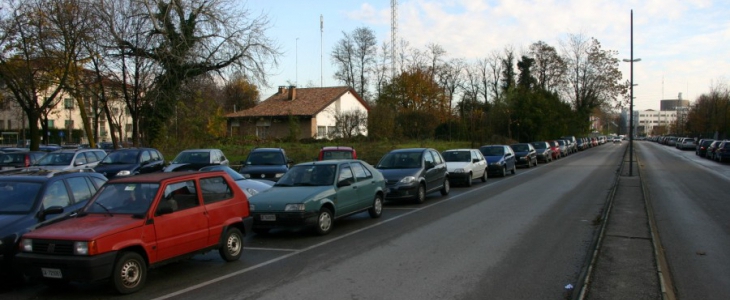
[313,90,368,138]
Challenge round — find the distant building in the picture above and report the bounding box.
[635,109,677,136]
[225,86,369,140]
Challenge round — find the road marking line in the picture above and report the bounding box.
[244,247,298,252]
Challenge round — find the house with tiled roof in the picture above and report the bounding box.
[226,86,369,140]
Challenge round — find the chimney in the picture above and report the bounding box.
[288,85,296,100]
[278,86,287,95]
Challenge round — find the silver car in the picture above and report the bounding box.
[33,149,107,171]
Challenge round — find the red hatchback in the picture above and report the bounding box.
[16,171,252,294]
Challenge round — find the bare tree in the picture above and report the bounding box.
[529,41,566,92]
[332,27,377,102]
[333,109,368,139]
[0,0,89,150]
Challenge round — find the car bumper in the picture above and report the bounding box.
[252,212,319,229]
[486,165,505,175]
[384,184,420,200]
[15,251,118,283]
[515,158,530,166]
[448,172,471,183]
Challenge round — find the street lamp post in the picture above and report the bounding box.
[623,9,641,177]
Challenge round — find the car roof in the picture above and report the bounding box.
[389,148,429,153]
[443,149,475,152]
[321,146,353,151]
[108,170,228,184]
[0,169,105,182]
[250,147,284,152]
[294,159,358,166]
[179,149,220,152]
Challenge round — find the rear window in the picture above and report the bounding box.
[321,150,353,160]
[246,151,285,165]
[0,153,25,163]
[442,151,471,162]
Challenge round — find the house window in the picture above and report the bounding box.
[64,98,74,109]
[327,126,337,138]
[65,120,74,129]
[0,120,4,130]
[48,120,54,129]
[317,126,327,138]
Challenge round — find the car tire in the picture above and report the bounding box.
[500,166,506,177]
[315,207,333,235]
[465,173,473,187]
[526,160,531,168]
[414,184,426,204]
[368,194,383,218]
[511,165,516,175]
[440,178,450,196]
[112,251,146,294]
[219,227,243,262]
[480,170,487,182]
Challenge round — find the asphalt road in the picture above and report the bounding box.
[636,141,730,299]
[5,143,627,300]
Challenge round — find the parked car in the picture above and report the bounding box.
[441,149,487,187]
[530,141,553,163]
[94,148,165,179]
[376,148,450,204]
[239,148,292,182]
[16,171,252,294]
[551,140,568,157]
[164,149,229,172]
[479,145,516,177]
[0,170,107,282]
[33,149,107,171]
[696,139,715,157]
[510,143,538,168]
[0,151,46,170]
[546,140,562,160]
[706,140,722,159]
[39,144,62,152]
[199,165,272,198]
[677,138,696,150]
[714,140,730,162]
[318,146,357,160]
[249,160,385,235]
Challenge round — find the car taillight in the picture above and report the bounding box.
[24,155,30,167]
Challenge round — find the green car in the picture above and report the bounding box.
[249,160,386,235]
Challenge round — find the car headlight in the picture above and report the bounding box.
[490,161,502,166]
[275,173,285,178]
[21,239,32,252]
[243,173,251,179]
[452,168,465,173]
[74,241,97,255]
[285,204,305,211]
[399,176,416,184]
[116,170,131,176]
[245,188,258,196]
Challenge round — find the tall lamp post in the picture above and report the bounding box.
[623,9,641,176]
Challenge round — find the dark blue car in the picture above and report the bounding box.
[94,148,165,179]
[239,148,292,182]
[479,145,516,177]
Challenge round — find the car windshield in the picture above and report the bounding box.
[101,151,139,164]
[85,183,159,215]
[275,165,336,187]
[0,181,42,214]
[35,153,74,166]
[558,140,566,146]
[511,144,529,152]
[246,151,285,165]
[531,143,546,149]
[172,151,210,164]
[481,147,504,156]
[442,151,471,162]
[321,150,353,160]
[376,152,422,169]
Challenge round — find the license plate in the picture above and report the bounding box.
[260,214,276,221]
[42,268,62,279]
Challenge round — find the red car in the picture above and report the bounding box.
[318,146,357,160]
[547,140,563,159]
[16,171,252,294]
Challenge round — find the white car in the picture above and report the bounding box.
[441,149,488,187]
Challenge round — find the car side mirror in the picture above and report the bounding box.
[425,161,435,169]
[38,206,64,221]
[472,158,479,163]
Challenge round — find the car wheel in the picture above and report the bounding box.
[414,184,426,204]
[480,170,487,182]
[219,227,243,262]
[368,194,383,218]
[440,178,450,195]
[315,207,333,235]
[465,173,473,187]
[112,251,146,294]
[511,165,516,175]
[526,160,531,168]
[500,166,506,177]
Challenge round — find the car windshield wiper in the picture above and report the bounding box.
[94,202,114,217]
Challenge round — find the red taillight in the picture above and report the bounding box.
[24,155,30,167]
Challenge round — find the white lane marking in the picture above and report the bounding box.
[152,175,515,300]
[244,247,298,252]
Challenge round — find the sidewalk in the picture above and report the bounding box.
[582,148,664,299]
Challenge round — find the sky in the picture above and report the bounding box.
[244,0,730,111]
